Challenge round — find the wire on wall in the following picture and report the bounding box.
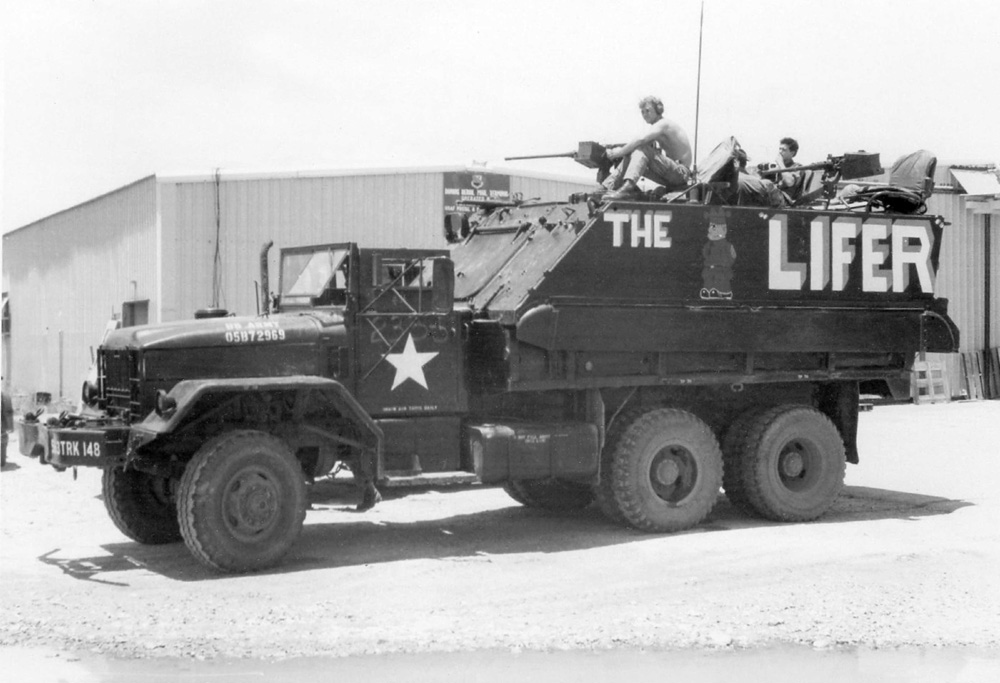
[211,168,225,308]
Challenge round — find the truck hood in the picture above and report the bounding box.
[102,310,346,351]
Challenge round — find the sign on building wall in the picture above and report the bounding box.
[443,172,511,213]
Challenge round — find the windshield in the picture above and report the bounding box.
[281,248,348,298]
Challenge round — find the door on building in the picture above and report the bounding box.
[122,300,149,328]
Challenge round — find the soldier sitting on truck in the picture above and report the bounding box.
[765,137,806,204]
[601,96,693,200]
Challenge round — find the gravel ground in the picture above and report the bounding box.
[1,400,999,665]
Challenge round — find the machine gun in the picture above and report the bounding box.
[506,141,623,183]
[758,151,882,182]
[758,151,883,205]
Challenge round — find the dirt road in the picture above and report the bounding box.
[2,401,999,667]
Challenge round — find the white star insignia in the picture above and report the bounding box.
[386,333,439,390]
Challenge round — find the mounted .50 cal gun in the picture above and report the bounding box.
[506,141,623,183]
[758,152,884,204]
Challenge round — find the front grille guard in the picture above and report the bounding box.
[98,348,143,423]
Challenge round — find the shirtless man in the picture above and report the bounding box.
[602,96,693,199]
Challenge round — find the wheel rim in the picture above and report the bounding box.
[147,473,174,508]
[649,445,698,504]
[222,466,280,541]
[776,439,822,492]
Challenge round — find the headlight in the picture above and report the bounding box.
[154,390,177,417]
[81,380,100,407]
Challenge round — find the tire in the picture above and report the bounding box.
[592,407,645,525]
[721,406,769,514]
[737,405,846,522]
[178,430,307,573]
[610,409,723,532]
[501,481,531,507]
[102,466,182,544]
[503,479,594,512]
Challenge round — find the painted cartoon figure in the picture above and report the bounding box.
[701,215,736,300]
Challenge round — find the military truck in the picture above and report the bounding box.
[19,145,958,572]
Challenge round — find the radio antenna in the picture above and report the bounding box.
[692,0,705,179]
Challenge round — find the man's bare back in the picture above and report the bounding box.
[647,117,692,167]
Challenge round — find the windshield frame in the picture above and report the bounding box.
[278,243,352,306]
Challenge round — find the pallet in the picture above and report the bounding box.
[912,360,950,404]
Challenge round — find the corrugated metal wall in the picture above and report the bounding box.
[923,192,1000,397]
[928,192,982,353]
[2,177,159,408]
[161,169,594,322]
[162,171,461,322]
[2,168,593,405]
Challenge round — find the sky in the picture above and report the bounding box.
[2,0,998,233]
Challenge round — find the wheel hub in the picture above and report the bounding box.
[225,470,278,537]
[649,447,697,504]
[779,447,805,478]
[654,459,681,486]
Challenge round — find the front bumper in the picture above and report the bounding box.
[18,418,129,468]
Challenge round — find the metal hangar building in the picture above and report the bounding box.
[1,165,596,409]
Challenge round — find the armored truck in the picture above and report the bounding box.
[20,153,958,572]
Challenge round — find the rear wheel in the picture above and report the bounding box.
[178,430,307,572]
[737,405,846,521]
[610,409,723,532]
[721,407,768,513]
[592,407,645,525]
[102,466,181,544]
[503,479,594,512]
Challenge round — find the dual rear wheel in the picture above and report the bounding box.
[588,404,845,530]
[722,405,846,522]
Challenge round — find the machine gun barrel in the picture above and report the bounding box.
[505,152,577,161]
[505,141,624,170]
[759,158,841,178]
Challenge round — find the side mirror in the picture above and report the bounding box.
[432,258,455,313]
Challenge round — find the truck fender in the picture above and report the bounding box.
[130,376,383,462]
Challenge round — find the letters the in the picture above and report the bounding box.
[606,210,672,249]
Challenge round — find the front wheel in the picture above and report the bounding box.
[177,430,307,573]
[610,409,723,532]
[102,466,182,544]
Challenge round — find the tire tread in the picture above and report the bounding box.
[610,409,723,532]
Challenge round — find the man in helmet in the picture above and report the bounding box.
[602,96,692,200]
